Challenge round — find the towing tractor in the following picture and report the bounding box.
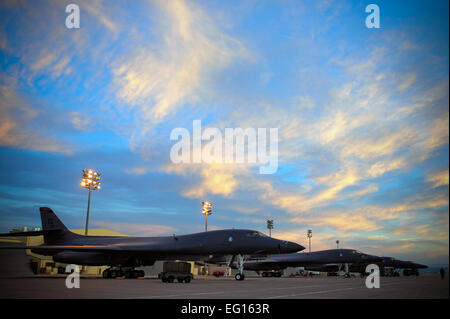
[159,261,194,283]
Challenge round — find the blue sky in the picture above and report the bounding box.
[0,0,448,266]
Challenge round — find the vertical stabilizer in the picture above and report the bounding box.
[40,207,78,244]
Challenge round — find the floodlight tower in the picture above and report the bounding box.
[81,169,101,236]
[201,201,212,232]
[266,219,274,237]
[307,229,312,253]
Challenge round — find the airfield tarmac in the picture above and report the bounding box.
[0,274,447,299]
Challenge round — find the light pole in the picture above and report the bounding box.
[336,240,339,249]
[81,169,101,236]
[307,229,312,253]
[201,201,212,276]
[267,219,274,237]
[201,201,212,232]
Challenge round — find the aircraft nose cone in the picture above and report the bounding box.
[284,241,305,253]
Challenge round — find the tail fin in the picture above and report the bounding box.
[40,207,79,244]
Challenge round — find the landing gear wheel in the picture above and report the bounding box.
[102,269,110,278]
[235,273,245,281]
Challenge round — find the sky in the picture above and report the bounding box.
[0,0,448,266]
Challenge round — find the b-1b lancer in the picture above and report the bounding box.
[301,256,427,277]
[0,207,303,280]
[215,249,382,277]
[367,257,427,276]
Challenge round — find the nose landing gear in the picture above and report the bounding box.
[235,273,245,281]
[235,254,245,281]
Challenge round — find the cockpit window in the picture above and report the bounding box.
[246,231,268,237]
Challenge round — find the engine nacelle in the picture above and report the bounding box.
[53,251,119,266]
[52,251,156,267]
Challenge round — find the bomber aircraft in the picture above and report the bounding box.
[352,256,427,277]
[303,256,428,277]
[0,207,304,280]
[212,248,383,277]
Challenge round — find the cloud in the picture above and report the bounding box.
[0,78,72,154]
[368,159,407,178]
[125,166,150,176]
[224,205,260,215]
[69,112,92,131]
[397,72,416,91]
[259,72,273,85]
[83,0,119,33]
[166,163,245,198]
[393,224,432,237]
[341,128,417,160]
[417,115,449,161]
[372,192,449,220]
[427,170,449,189]
[312,214,380,231]
[30,48,59,73]
[235,46,449,224]
[112,0,252,128]
[290,208,380,232]
[397,79,449,116]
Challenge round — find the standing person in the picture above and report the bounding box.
[439,267,445,279]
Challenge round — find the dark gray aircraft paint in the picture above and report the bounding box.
[234,249,383,272]
[376,257,428,270]
[0,207,303,272]
[304,256,428,275]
